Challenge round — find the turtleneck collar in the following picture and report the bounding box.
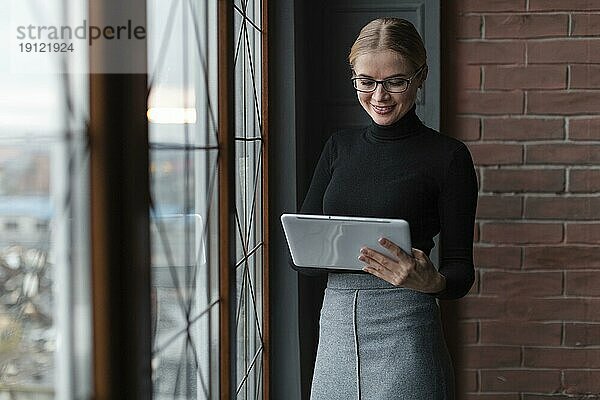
[365,105,423,143]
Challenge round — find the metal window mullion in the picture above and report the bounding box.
[52,135,74,400]
[260,0,269,396]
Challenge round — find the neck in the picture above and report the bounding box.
[367,106,422,142]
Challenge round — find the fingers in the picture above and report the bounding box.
[377,237,412,261]
[359,246,408,287]
[359,247,396,269]
[412,247,426,260]
[363,264,387,282]
[361,242,435,289]
[362,263,407,287]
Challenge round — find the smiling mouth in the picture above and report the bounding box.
[371,104,394,114]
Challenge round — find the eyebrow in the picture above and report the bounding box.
[355,73,408,79]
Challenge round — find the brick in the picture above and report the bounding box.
[457,296,507,320]
[569,170,600,193]
[457,15,481,39]
[476,195,522,219]
[468,143,523,165]
[571,65,600,89]
[458,91,524,115]
[530,0,600,11]
[525,197,600,220]
[485,14,568,39]
[565,323,600,347]
[481,271,563,296]
[527,144,600,164]
[484,65,566,90]
[480,370,561,392]
[524,246,600,269]
[505,297,600,321]
[528,91,600,115]
[481,321,562,345]
[457,297,600,321]
[457,296,600,321]
[563,370,600,393]
[569,118,600,140]
[473,222,479,242]
[566,271,600,296]
[456,41,525,64]
[451,117,480,141]
[528,40,600,64]
[457,0,526,12]
[459,345,520,368]
[483,118,564,141]
[567,223,600,244]
[572,14,600,36]
[457,66,481,90]
[456,296,510,322]
[459,321,478,344]
[482,169,564,193]
[524,348,600,368]
[474,246,521,269]
[480,222,563,244]
[456,369,477,392]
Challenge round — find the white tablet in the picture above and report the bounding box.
[281,213,411,270]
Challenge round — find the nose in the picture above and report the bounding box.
[372,83,390,101]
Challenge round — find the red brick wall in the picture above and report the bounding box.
[442,1,600,398]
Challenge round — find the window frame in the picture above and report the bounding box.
[88,0,270,397]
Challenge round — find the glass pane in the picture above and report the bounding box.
[147,0,220,398]
[233,0,264,397]
[0,0,91,398]
[0,145,54,396]
[147,0,218,148]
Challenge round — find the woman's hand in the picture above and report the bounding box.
[358,237,446,294]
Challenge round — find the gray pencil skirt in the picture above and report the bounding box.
[310,273,455,400]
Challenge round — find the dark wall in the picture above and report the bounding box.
[293,1,328,399]
[268,0,302,398]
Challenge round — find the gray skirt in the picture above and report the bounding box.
[310,273,455,400]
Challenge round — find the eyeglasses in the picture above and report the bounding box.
[351,64,426,93]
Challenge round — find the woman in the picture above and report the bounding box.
[293,17,478,399]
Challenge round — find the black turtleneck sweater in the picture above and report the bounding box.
[292,106,478,299]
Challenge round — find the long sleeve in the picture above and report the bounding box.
[299,136,335,215]
[433,144,479,299]
[288,136,336,276]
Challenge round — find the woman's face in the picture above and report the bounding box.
[352,50,425,126]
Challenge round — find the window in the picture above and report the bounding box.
[233,0,266,397]
[147,0,267,397]
[2,0,266,397]
[0,0,92,398]
[146,0,222,387]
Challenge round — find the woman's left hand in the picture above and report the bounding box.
[358,237,445,294]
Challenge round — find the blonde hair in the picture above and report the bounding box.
[348,17,427,72]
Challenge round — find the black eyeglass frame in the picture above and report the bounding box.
[351,64,426,93]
